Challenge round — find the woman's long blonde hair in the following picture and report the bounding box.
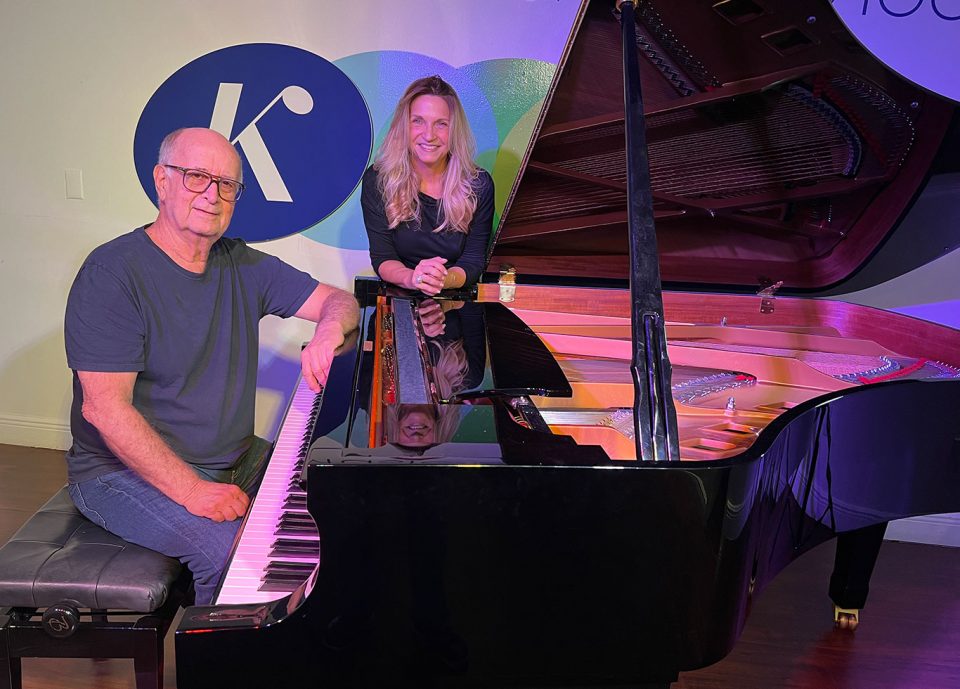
[374,76,479,234]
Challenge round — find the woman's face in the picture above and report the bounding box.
[397,408,437,447]
[407,95,451,174]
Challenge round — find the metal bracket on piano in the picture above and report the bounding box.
[757,279,783,314]
[508,396,551,433]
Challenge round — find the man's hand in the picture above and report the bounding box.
[180,480,250,523]
[301,319,346,392]
[410,257,448,296]
[294,284,360,392]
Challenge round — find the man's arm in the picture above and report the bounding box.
[77,370,250,522]
[294,283,361,392]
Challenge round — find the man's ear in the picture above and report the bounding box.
[153,164,167,203]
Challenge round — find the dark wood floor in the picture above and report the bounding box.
[2,442,959,689]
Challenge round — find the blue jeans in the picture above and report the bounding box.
[68,437,272,605]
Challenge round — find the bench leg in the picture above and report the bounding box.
[132,615,165,689]
[0,658,23,689]
[0,657,21,689]
[0,617,23,689]
[132,643,161,689]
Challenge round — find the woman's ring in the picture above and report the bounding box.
[415,273,423,284]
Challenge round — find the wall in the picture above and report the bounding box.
[0,0,583,449]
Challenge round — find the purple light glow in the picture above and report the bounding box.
[892,300,960,329]
[831,0,959,103]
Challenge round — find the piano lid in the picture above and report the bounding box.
[487,0,956,292]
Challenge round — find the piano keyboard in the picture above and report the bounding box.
[214,376,321,605]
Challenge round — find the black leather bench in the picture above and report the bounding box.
[0,487,188,689]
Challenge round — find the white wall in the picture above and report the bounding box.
[0,0,578,450]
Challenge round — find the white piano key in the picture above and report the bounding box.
[215,376,321,605]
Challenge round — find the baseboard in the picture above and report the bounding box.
[0,413,71,451]
[886,514,960,548]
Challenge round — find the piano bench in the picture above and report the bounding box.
[0,487,188,689]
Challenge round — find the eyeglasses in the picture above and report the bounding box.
[163,165,245,202]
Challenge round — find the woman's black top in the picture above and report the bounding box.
[361,165,495,286]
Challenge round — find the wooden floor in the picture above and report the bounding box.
[2,443,959,689]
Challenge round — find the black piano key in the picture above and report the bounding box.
[275,524,321,537]
[260,571,311,585]
[277,514,317,531]
[270,538,320,556]
[264,562,316,576]
[258,578,309,592]
[269,544,320,558]
[283,494,308,509]
[272,537,321,551]
[277,510,314,523]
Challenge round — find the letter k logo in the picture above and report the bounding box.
[209,82,315,202]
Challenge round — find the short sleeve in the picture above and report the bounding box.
[65,262,145,372]
[236,244,319,319]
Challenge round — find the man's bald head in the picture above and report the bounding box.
[157,128,242,182]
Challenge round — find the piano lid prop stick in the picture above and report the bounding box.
[617,0,681,462]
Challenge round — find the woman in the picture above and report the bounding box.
[362,76,494,296]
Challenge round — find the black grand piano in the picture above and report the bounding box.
[177,1,960,687]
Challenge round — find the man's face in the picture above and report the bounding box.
[154,130,242,241]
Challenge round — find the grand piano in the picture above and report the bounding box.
[177,0,960,687]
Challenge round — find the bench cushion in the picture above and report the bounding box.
[0,487,182,612]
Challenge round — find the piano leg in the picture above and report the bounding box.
[829,522,888,630]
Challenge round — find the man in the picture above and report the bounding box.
[64,128,359,604]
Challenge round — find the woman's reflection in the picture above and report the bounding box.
[383,299,485,451]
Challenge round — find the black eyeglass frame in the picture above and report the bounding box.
[163,164,246,202]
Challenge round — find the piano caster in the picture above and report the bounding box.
[833,605,860,631]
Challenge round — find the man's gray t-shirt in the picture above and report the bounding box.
[64,226,319,483]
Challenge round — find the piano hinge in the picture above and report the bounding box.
[757,279,783,314]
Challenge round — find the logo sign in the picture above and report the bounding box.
[134,44,372,242]
[831,1,959,103]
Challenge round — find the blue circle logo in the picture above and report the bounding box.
[134,44,372,242]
